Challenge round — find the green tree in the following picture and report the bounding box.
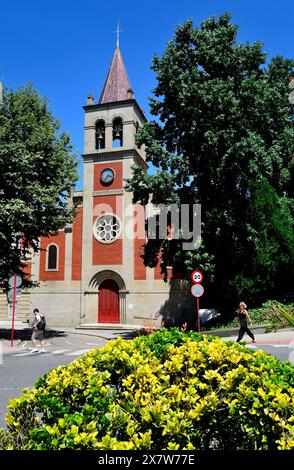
[230,179,294,304]
[126,13,294,312]
[0,84,78,286]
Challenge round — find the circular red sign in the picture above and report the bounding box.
[191,270,203,284]
[191,283,204,298]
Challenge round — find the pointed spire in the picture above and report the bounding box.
[98,31,133,104]
[115,18,123,48]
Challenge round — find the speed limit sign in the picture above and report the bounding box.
[191,270,203,284]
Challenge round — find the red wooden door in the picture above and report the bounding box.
[98,279,119,323]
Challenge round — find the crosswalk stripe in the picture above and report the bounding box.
[66,349,92,356]
[13,351,37,357]
[51,349,69,355]
[9,344,292,359]
[12,348,93,358]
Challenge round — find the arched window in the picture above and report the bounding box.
[47,244,58,271]
[95,120,105,150]
[112,117,123,148]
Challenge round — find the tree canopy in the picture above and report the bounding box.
[0,84,78,286]
[126,13,294,311]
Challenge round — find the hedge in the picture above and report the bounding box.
[202,300,294,332]
[0,328,293,450]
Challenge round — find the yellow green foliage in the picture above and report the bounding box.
[0,328,293,450]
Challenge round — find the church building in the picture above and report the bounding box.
[0,42,192,328]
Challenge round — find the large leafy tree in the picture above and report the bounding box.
[0,84,78,286]
[127,13,294,312]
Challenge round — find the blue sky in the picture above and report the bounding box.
[1,0,293,189]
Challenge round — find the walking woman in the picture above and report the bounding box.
[236,302,256,343]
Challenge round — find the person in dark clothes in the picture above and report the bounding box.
[236,302,256,343]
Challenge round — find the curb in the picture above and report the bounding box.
[202,324,270,338]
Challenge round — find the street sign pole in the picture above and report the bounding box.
[191,277,204,333]
[11,274,17,347]
[196,297,200,333]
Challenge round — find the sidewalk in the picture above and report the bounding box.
[53,326,294,344]
[221,329,294,345]
[1,321,293,344]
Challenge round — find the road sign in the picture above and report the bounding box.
[191,283,204,298]
[8,275,22,288]
[191,270,203,284]
[8,288,22,302]
[8,275,23,347]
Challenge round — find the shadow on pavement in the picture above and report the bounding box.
[112,330,139,340]
[0,328,67,341]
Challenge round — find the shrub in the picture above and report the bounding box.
[250,301,294,332]
[0,328,293,450]
[202,300,294,332]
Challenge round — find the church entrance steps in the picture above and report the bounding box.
[76,323,143,330]
[0,291,31,323]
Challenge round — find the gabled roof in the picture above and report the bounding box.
[98,46,132,104]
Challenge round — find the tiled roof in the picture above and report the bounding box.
[99,47,132,104]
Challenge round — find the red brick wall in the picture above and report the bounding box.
[93,162,123,191]
[92,195,123,265]
[134,204,146,280]
[154,252,184,281]
[39,231,65,281]
[134,239,146,280]
[22,262,32,281]
[72,207,83,280]
[154,257,173,280]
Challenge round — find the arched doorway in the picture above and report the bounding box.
[98,279,119,323]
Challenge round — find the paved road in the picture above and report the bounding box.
[0,331,293,428]
[0,332,107,427]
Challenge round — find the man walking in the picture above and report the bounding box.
[31,308,46,353]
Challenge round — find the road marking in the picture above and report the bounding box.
[245,345,258,349]
[11,348,92,358]
[86,342,101,346]
[51,349,69,355]
[66,349,92,356]
[13,351,38,357]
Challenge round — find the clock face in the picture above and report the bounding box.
[100,168,114,185]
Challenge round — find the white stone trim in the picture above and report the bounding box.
[93,189,123,196]
[111,113,126,122]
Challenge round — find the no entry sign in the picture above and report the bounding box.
[191,270,203,284]
[191,283,204,298]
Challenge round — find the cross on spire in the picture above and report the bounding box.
[114,19,123,48]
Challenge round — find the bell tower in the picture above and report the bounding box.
[81,40,147,324]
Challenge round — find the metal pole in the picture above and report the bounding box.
[10,274,17,347]
[196,297,200,333]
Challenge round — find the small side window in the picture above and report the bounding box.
[47,244,58,270]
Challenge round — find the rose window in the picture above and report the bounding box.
[93,214,121,244]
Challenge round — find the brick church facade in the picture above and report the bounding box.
[0,44,193,327]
